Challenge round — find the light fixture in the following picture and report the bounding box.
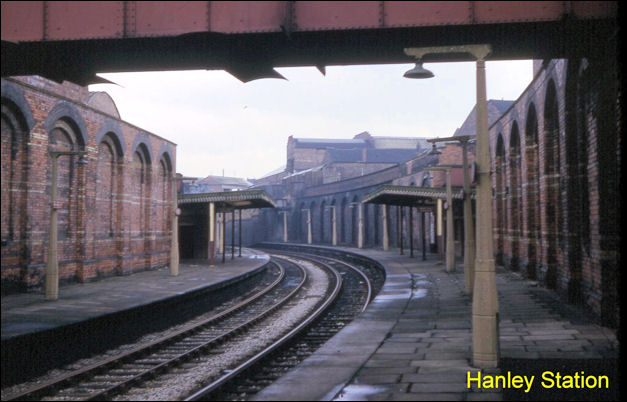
[428,143,441,155]
[403,61,434,79]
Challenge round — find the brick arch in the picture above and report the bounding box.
[363,200,372,247]
[494,133,506,265]
[95,119,126,157]
[563,58,587,305]
[524,102,541,279]
[156,142,174,173]
[49,118,85,243]
[542,79,561,289]
[157,156,172,241]
[95,132,124,242]
[508,121,522,271]
[46,111,90,283]
[1,97,31,290]
[1,80,35,132]
[131,142,152,269]
[320,200,327,244]
[44,102,88,148]
[130,132,153,165]
[340,197,348,244]
[309,200,317,243]
[351,195,359,246]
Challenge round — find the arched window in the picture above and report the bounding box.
[49,119,83,240]
[543,80,561,289]
[1,102,29,244]
[96,134,123,238]
[131,144,151,240]
[495,134,506,265]
[524,103,541,279]
[157,151,173,238]
[508,122,522,271]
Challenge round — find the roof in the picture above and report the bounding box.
[490,99,515,114]
[454,99,515,137]
[258,165,286,179]
[365,148,418,163]
[178,189,276,210]
[294,138,367,149]
[195,175,252,187]
[362,185,474,206]
[325,148,419,164]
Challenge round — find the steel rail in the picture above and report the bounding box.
[185,254,343,401]
[83,259,306,401]
[294,252,373,313]
[4,260,291,402]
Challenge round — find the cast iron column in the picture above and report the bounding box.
[473,55,499,368]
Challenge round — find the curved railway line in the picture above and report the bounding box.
[191,248,385,401]
[2,247,385,401]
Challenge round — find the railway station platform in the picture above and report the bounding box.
[2,249,271,386]
[252,247,619,401]
[1,249,270,341]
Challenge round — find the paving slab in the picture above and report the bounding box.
[251,245,619,401]
[1,250,270,340]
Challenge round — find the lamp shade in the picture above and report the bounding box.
[403,62,434,79]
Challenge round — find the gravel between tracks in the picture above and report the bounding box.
[113,257,329,401]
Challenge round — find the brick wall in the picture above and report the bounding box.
[1,77,176,293]
[488,56,619,326]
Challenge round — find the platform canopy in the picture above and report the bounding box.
[178,189,276,210]
[362,185,474,207]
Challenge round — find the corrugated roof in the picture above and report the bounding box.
[178,189,276,209]
[325,148,418,164]
[196,175,252,187]
[362,184,475,206]
[365,149,417,163]
[294,138,366,149]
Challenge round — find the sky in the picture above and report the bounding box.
[88,60,533,180]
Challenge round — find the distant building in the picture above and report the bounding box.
[285,131,431,186]
[183,175,252,193]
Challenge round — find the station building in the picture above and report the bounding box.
[1,76,176,293]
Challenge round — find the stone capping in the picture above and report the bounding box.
[1,79,36,131]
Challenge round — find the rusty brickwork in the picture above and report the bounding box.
[489,55,619,327]
[1,76,176,293]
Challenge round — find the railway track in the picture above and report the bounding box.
[3,258,306,401]
[3,247,384,401]
[193,249,385,401]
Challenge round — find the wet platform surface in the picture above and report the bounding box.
[1,249,269,341]
[252,246,619,401]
